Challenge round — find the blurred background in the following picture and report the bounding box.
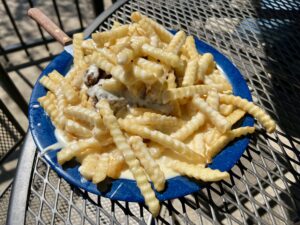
[0,1,113,224]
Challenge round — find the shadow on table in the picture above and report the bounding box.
[251,0,300,138]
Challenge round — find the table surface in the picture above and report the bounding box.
[7,0,300,224]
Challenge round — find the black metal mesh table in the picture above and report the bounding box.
[7,0,300,224]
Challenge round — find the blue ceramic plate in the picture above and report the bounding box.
[29,35,254,202]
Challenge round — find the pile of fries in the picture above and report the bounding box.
[38,11,276,216]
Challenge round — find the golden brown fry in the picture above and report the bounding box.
[206,126,255,160]
[129,136,165,191]
[168,159,229,182]
[97,99,160,216]
[118,119,206,163]
[107,149,125,179]
[193,96,231,133]
[219,95,276,133]
[182,58,198,86]
[166,30,186,54]
[92,25,129,47]
[57,139,104,165]
[171,113,205,141]
[163,84,230,103]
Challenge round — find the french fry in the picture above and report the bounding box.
[183,36,198,59]
[73,33,84,65]
[90,52,135,86]
[219,94,276,133]
[64,105,100,128]
[82,39,95,55]
[60,80,80,105]
[39,76,58,93]
[93,154,109,183]
[129,136,165,191]
[97,47,118,64]
[55,87,67,129]
[182,58,198,86]
[204,109,246,148]
[171,112,205,141]
[97,99,160,217]
[65,119,93,138]
[163,84,227,103]
[38,93,59,125]
[132,65,157,84]
[147,142,165,158]
[117,48,135,65]
[206,89,219,110]
[191,133,206,155]
[107,150,125,179]
[206,126,255,160]
[226,109,246,126]
[101,77,126,94]
[167,71,177,89]
[131,12,173,43]
[92,25,129,47]
[219,104,234,116]
[48,70,64,83]
[118,119,206,163]
[141,43,181,68]
[125,112,181,126]
[166,30,186,54]
[168,159,229,182]
[197,53,214,82]
[193,96,231,133]
[136,58,163,77]
[57,139,104,165]
[79,153,99,180]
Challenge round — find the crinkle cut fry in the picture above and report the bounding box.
[184,36,199,59]
[73,33,84,65]
[55,87,67,129]
[97,99,160,217]
[219,94,276,133]
[206,89,219,110]
[65,119,93,138]
[166,30,186,54]
[163,84,230,103]
[197,53,214,82]
[205,109,246,147]
[206,126,255,160]
[39,76,58,93]
[92,25,129,46]
[118,119,206,163]
[182,58,198,87]
[125,112,181,127]
[193,96,231,133]
[129,136,165,191]
[219,104,234,116]
[168,159,229,182]
[64,105,101,128]
[131,12,173,43]
[171,112,205,141]
[38,92,58,125]
[90,52,135,86]
[136,58,163,77]
[57,139,104,165]
[141,44,181,68]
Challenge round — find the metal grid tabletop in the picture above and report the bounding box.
[7,0,300,224]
